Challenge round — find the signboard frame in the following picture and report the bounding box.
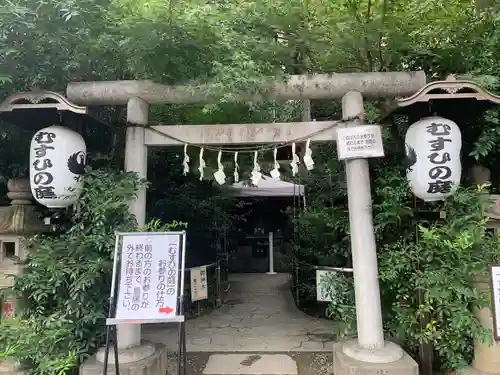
[102,231,188,375]
[490,264,500,341]
[336,124,385,160]
[107,231,187,325]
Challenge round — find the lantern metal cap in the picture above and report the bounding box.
[381,75,500,120]
[0,90,109,129]
[396,75,500,107]
[0,91,88,113]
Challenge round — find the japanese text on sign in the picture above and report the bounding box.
[426,122,454,195]
[32,131,57,200]
[336,125,384,160]
[491,265,500,341]
[115,233,181,321]
[345,133,376,151]
[190,266,208,302]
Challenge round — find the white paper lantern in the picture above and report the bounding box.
[29,125,86,208]
[405,116,462,202]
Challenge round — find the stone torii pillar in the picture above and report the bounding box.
[334,92,417,374]
[67,71,426,375]
[114,96,149,348]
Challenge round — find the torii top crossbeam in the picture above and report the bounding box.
[66,72,426,106]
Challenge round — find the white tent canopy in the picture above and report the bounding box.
[229,175,305,197]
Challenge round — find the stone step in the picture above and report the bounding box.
[167,352,333,375]
[203,354,296,375]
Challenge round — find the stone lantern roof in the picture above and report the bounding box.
[0,178,49,235]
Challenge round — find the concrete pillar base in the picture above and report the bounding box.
[81,341,167,375]
[0,360,22,375]
[341,339,404,363]
[96,341,156,364]
[333,341,419,375]
[472,339,500,374]
[471,277,500,375]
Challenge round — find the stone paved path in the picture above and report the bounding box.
[143,273,335,352]
[163,352,334,375]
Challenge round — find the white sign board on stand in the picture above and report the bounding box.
[107,231,186,324]
[336,125,385,160]
[190,266,208,302]
[491,265,500,341]
[103,232,188,375]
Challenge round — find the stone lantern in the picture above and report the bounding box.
[0,177,48,320]
[0,177,48,375]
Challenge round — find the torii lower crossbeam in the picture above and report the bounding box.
[145,121,341,146]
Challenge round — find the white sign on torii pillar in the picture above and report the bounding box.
[67,71,425,374]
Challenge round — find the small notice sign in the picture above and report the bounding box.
[190,266,208,302]
[108,231,186,324]
[316,270,335,302]
[336,125,384,160]
[491,265,500,341]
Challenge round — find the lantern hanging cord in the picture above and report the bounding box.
[141,116,358,154]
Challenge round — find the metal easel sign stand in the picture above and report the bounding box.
[103,231,187,375]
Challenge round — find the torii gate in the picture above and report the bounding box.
[67,71,426,375]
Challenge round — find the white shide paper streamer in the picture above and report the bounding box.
[198,148,206,181]
[182,144,190,176]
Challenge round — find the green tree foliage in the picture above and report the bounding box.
[378,186,499,371]
[2,0,499,97]
[1,0,500,374]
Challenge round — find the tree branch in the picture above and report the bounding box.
[377,0,388,71]
[365,0,374,71]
